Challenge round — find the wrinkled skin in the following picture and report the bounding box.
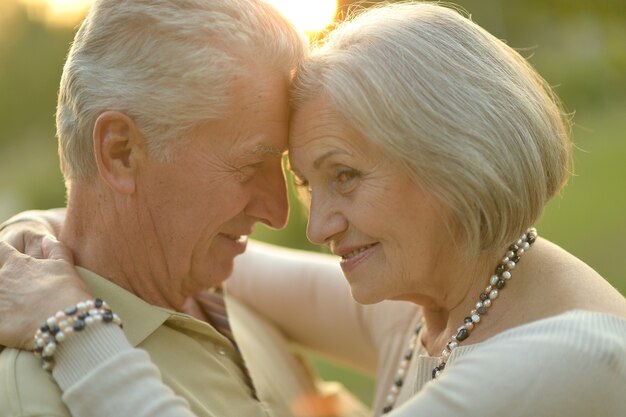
[0,234,91,351]
[0,210,214,351]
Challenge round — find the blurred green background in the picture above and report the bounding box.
[1,0,625,406]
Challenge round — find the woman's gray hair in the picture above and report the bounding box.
[57,0,307,182]
[292,2,572,256]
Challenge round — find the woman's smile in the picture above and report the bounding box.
[335,242,380,273]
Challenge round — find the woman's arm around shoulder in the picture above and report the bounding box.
[226,240,419,373]
[53,325,197,417]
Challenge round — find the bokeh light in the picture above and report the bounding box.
[15,0,339,33]
[18,0,91,27]
[265,0,337,33]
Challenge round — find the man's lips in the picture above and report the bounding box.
[220,233,249,243]
[216,233,249,256]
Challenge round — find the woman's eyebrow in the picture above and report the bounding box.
[313,149,349,169]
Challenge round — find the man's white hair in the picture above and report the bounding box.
[57,0,306,182]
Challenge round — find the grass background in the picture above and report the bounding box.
[1,0,624,406]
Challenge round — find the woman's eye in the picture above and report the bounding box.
[336,169,357,183]
[335,169,361,193]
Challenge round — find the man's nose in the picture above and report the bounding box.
[250,163,289,229]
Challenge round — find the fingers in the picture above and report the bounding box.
[24,231,45,259]
[41,235,74,263]
[0,235,71,265]
[0,240,19,265]
[0,227,27,253]
[1,222,51,257]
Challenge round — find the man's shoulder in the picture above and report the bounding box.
[0,348,70,417]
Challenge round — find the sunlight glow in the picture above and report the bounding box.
[17,0,338,33]
[265,0,338,34]
[19,0,91,28]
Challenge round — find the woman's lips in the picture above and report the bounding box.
[338,243,379,273]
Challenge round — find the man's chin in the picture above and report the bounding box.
[191,262,235,290]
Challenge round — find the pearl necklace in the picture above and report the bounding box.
[381,228,537,414]
[381,323,422,414]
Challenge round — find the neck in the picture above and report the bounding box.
[419,230,539,357]
[418,250,497,355]
[60,182,186,310]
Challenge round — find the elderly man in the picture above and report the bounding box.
[0,1,367,416]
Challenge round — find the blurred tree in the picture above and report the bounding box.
[0,6,72,217]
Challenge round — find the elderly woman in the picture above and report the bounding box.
[1,2,625,417]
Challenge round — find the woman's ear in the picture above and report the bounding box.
[92,111,146,194]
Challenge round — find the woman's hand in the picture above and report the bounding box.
[0,208,66,257]
[0,236,91,350]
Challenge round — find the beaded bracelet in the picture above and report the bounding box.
[33,299,122,371]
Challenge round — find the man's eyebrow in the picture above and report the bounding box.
[313,149,349,169]
[251,144,285,156]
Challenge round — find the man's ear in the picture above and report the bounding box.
[92,111,146,194]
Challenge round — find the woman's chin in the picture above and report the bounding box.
[349,284,386,305]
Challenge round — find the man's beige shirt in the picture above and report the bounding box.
[0,268,368,417]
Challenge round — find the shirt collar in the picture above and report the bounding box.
[77,267,172,347]
[76,267,232,348]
